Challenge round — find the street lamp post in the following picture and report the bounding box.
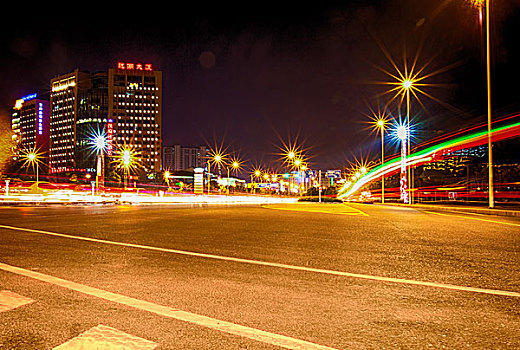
[28,153,39,184]
[207,160,211,195]
[485,0,494,208]
[377,119,386,203]
[225,161,240,195]
[164,170,170,188]
[253,169,261,194]
[123,149,131,188]
[397,123,409,204]
[93,135,106,191]
[403,79,413,204]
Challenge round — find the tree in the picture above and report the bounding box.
[0,115,15,176]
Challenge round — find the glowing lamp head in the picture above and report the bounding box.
[94,135,105,151]
[123,150,131,166]
[254,170,261,177]
[360,166,367,174]
[397,125,407,141]
[232,161,239,169]
[294,158,301,167]
[402,79,413,90]
[28,153,36,161]
[377,120,385,128]
[288,151,295,159]
[164,171,170,178]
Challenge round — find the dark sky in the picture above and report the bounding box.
[1,0,520,172]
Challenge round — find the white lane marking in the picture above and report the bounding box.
[0,290,35,312]
[424,210,520,227]
[1,224,519,298]
[0,262,337,350]
[54,324,158,350]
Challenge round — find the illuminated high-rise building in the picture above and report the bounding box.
[108,62,162,174]
[76,71,110,173]
[48,63,162,178]
[12,93,50,161]
[49,69,91,173]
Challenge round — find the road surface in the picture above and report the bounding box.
[0,202,519,349]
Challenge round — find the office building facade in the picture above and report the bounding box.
[12,93,50,160]
[49,69,91,173]
[108,62,162,174]
[47,63,162,178]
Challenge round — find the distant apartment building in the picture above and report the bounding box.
[12,93,50,161]
[163,145,209,171]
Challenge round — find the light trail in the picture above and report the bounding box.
[338,121,520,199]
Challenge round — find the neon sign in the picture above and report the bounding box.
[106,120,114,156]
[117,62,153,71]
[14,93,37,110]
[38,103,43,135]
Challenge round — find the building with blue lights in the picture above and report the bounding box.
[12,93,50,162]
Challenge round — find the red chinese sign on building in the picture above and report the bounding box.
[117,62,153,71]
[106,120,114,156]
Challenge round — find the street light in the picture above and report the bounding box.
[21,147,43,185]
[251,168,262,194]
[225,157,241,195]
[402,79,413,204]
[367,103,391,204]
[113,145,140,189]
[377,119,386,203]
[90,133,106,190]
[164,170,170,188]
[475,0,494,208]
[372,43,451,204]
[396,122,409,204]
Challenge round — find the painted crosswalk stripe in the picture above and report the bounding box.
[53,324,157,350]
[0,262,337,350]
[0,290,35,312]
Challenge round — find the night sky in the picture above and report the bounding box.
[1,0,520,173]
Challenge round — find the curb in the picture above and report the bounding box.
[371,202,520,217]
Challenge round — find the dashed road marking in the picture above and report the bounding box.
[0,263,338,350]
[1,224,519,298]
[0,290,35,312]
[262,203,369,216]
[53,324,158,350]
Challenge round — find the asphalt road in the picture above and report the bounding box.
[0,202,519,349]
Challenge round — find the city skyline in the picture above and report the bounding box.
[1,1,520,171]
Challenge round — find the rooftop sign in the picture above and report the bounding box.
[117,62,153,71]
[14,93,37,109]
